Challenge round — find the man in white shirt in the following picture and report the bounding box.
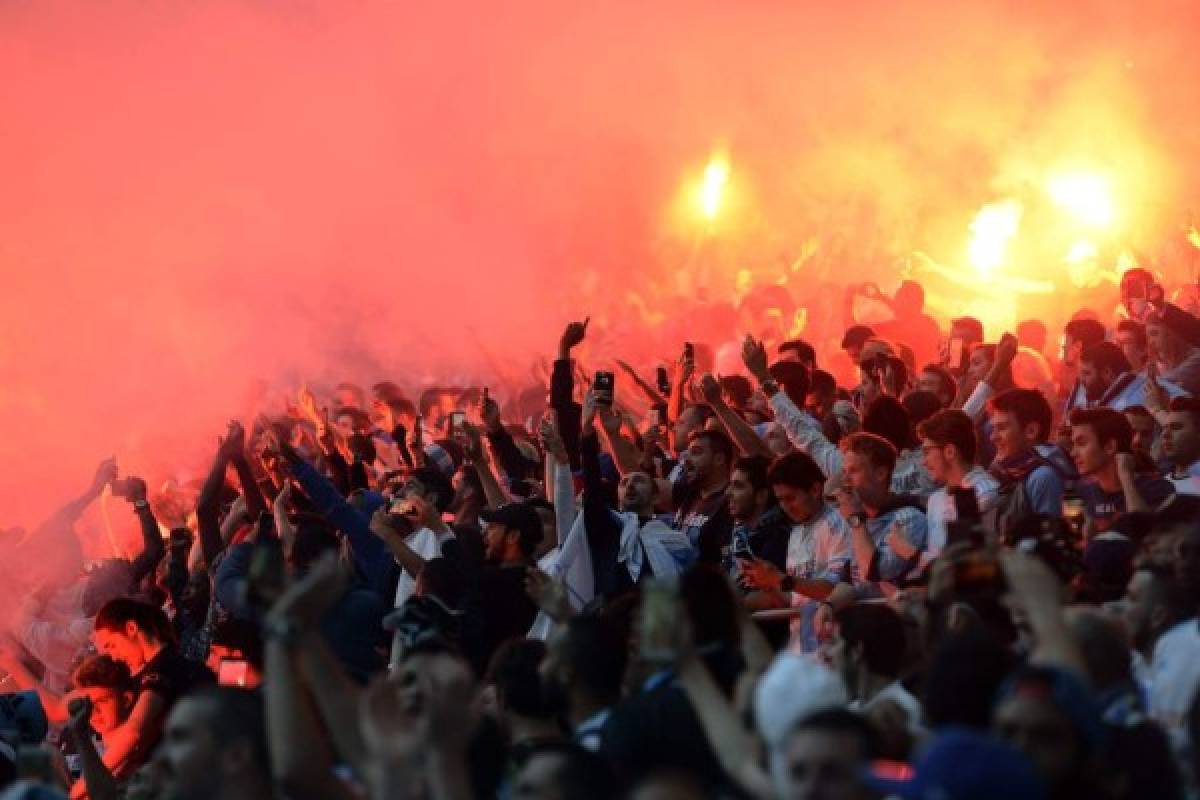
[916,409,999,563]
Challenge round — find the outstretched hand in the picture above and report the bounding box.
[698,373,723,406]
[741,335,770,382]
[91,457,119,493]
[218,420,246,459]
[559,318,590,356]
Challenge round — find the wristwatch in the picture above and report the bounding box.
[133,499,150,512]
[846,512,867,528]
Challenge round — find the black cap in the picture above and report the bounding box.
[480,502,543,555]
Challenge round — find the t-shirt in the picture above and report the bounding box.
[784,505,852,653]
[851,681,924,738]
[924,467,1001,563]
[672,482,732,565]
[135,646,216,709]
[1076,474,1175,531]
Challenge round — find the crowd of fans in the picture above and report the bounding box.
[1,266,1200,799]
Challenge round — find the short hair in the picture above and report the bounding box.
[1116,319,1147,350]
[841,325,876,351]
[412,466,455,512]
[989,388,1054,442]
[372,381,406,402]
[920,364,958,402]
[862,396,915,452]
[487,639,552,719]
[1065,318,1107,348]
[1080,342,1131,376]
[290,517,341,572]
[768,361,811,407]
[834,603,906,678]
[1070,408,1133,453]
[840,432,898,476]
[513,742,618,800]
[559,615,626,699]
[719,375,755,409]
[691,429,735,468]
[789,709,880,760]
[810,369,837,398]
[917,409,978,463]
[72,655,133,693]
[767,451,826,490]
[186,687,270,770]
[902,390,942,429]
[1168,396,1200,427]
[951,316,985,343]
[94,597,173,643]
[733,454,772,494]
[778,339,817,367]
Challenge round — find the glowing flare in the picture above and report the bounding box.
[699,157,730,220]
[1046,172,1115,228]
[967,200,1022,277]
[1065,238,1098,264]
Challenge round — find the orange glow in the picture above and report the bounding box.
[1046,171,1116,228]
[967,200,1022,277]
[698,156,730,221]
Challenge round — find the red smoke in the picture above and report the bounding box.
[2,0,1200,556]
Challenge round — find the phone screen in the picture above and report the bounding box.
[449,411,466,432]
[218,659,251,687]
[594,371,616,407]
[948,337,965,370]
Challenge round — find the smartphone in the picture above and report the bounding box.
[683,342,695,363]
[594,371,616,407]
[449,411,466,433]
[947,336,965,371]
[217,659,251,688]
[639,579,683,664]
[656,366,671,396]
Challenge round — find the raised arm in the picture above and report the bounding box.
[264,554,362,798]
[463,422,509,510]
[697,373,773,458]
[595,405,645,476]
[123,477,166,590]
[196,427,237,569]
[616,359,668,407]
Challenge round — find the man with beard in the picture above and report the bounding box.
[473,502,543,669]
[154,687,274,800]
[554,394,693,608]
[671,429,736,566]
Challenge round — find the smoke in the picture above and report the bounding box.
[2,0,1200,548]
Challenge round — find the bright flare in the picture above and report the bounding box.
[1046,171,1115,228]
[699,157,730,221]
[967,200,1022,277]
[1065,238,1098,264]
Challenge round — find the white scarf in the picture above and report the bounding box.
[527,509,693,640]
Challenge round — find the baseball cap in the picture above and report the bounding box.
[480,503,543,547]
[865,728,1045,800]
[754,654,848,748]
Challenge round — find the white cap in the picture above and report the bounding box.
[754,653,848,748]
